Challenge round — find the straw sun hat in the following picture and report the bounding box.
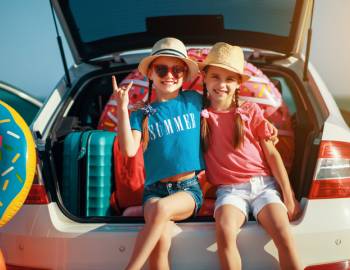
[138,37,199,81]
[199,42,250,82]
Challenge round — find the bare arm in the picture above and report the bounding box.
[112,76,141,157]
[260,139,301,221]
[266,120,279,145]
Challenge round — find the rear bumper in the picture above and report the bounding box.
[1,201,350,269]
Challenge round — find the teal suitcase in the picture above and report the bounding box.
[62,130,116,217]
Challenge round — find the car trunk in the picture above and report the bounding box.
[45,56,321,220]
[29,57,322,269]
[46,0,319,222]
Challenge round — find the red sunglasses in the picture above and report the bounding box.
[152,64,187,79]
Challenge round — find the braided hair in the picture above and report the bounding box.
[233,87,244,149]
[200,83,211,152]
[141,80,153,151]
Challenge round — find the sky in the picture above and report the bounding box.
[0,1,73,100]
[310,0,350,106]
[0,1,349,105]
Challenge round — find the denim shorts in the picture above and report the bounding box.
[215,176,287,221]
[143,176,203,215]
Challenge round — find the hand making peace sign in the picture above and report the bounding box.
[112,75,133,110]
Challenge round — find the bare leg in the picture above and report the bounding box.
[257,203,302,270]
[215,205,246,270]
[125,192,195,270]
[0,249,6,270]
[148,221,174,270]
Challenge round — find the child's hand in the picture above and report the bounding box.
[267,121,279,145]
[284,196,302,221]
[112,75,133,110]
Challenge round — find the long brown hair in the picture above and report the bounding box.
[141,80,153,151]
[233,87,245,149]
[200,83,211,152]
[201,69,244,152]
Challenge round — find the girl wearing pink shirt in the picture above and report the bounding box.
[200,42,302,270]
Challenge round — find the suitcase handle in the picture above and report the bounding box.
[78,131,92,159]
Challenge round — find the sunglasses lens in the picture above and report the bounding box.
[154,65,169,78]
[172,66,185,78]
[154,65,186,79]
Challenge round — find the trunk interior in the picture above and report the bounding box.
[47,61,320,222]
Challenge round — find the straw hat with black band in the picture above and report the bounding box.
[138,37,199,81]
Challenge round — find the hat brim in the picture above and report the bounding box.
[138,55,199,82]
[198,62,250,82]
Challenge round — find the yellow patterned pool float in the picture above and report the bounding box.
[0,100,36,227]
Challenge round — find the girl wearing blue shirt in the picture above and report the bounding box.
[114,37,204,270]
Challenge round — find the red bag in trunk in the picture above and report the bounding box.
[111,138,145,211]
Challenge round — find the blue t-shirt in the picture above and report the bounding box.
[130,90,205,185]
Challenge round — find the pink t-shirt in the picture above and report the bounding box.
[204,102,273,186]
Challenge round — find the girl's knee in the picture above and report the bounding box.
[145,200,170,222]
[216,213,241,232]
[216,220,239,238]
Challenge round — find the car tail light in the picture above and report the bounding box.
[24,183,49,204]
[24,156,49,204]
[308,141,350,199]
[304,260,350,270]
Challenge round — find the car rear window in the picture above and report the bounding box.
[69,0,296,43]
